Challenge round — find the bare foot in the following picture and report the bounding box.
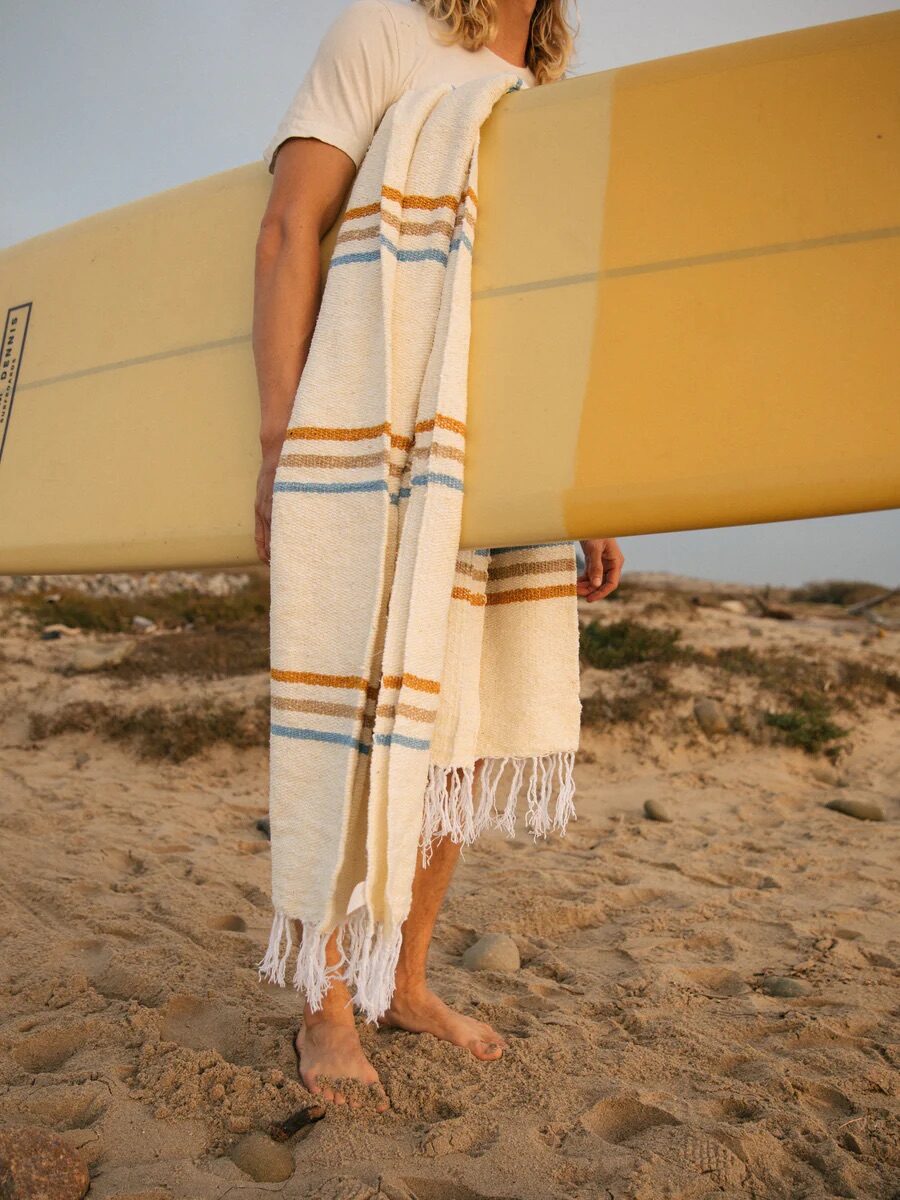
[295,1014,389,1112]
[379,986,509,1060]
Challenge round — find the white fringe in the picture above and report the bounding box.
[257,904,404,1025]
[420,750,577,867]
[259,750,576,1021]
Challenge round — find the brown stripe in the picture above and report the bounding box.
[280,450,387,470]
[336,208,476,246]
[487,584,579,605]
[410,441,465,465]
[488,556,573,580]
[271,669,369,691]
[272,696,364,719]
[375,702,437,723]
[454,559,489,582]
[342,200,381,222]
[381,672,441,694]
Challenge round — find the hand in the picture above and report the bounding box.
[255,454,279,565]
[577,538,624,601]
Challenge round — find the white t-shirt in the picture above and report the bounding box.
[262,0,536,175]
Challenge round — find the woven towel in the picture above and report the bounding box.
[260,73,582,1023]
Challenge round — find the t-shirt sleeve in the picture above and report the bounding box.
[262,0,405,175]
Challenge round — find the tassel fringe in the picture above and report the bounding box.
[419,750,577,868]
[259,751,576,1020]
[258,904,404,1025]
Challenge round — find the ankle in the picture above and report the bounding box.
[390,969,430,1004]
[303,990,357,1030]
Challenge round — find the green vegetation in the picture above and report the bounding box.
[580,619,683,670]
[28,695,269,763]
[16,574,270,634]
[763,692,850,762]
[787,579,884,607]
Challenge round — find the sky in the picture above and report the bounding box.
[2,0,896,588]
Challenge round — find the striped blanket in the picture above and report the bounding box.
[260,73,582,1023]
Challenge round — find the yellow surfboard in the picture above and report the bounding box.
[1,10,898,574]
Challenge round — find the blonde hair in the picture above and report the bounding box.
[411,0,578,85]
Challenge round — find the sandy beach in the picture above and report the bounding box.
[0,568,897,1198]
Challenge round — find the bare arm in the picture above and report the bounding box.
[252,136,357,564]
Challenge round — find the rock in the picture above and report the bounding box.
[761,975,809,998]
[720,600,748,615]
[69,641,135,672]
[40,623,82,639]
[131,615,156,632]
[643,798,673,823]
[228,1133,294,1183]
[461,933,520,973]
[826,798,885,821]
[0,1126,90,1199]
[693,697,729,736]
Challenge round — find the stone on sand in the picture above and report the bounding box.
[643,798,673,822]
[825,798,885,821]
[69,641,135,672]
[0,1126,89,1199]
[462,933,520,972]
[229,1132,294,1182]
[761,976,810,998]
[693,698,729,736]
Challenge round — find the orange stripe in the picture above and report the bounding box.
[451,583,578,608]
[487,584,578,605]
[381,672,441,694]
[285,421,467,450]
[343,186,478,225]
[451,585,487,607]
[271,669,369,691]
[285,422,389,442]
[415,414,467,438]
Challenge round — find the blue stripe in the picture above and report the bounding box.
[331,230,473,270]
[373,731,432,751]
[488,542,569,555]
[275,476,454,503]
[271,724,371,754]
[410,471,464,492]
[274,479,388,496]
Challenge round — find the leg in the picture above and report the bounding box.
[294,924,389,1111]
[379,760,510,1060]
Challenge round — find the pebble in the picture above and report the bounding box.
[825,798,885,822]
[643,798,673,823]
[0,1126,90,1199]
[228,1133,294,1183]
[69,641,135,672]
[719,600,748,615]
[693,697,729,736]
[461,933,520,972]
[131,614,156,632]
[761,975,809,998]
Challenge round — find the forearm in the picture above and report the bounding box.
[252,221,324,463]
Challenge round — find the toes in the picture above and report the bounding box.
[471,1039,503,1060]
[370,1083,390,1113]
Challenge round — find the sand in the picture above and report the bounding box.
[0,570,897,1198]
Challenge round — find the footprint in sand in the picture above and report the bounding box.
[796,1081,856,1118]
[641,1125,749,1188]
[419,1115,496,1158]
[205,914,247,932]
[579,1096,680,1143]
[12,1023,92,1074]
[20,1084,108,1131]
[159,994,262,1067]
